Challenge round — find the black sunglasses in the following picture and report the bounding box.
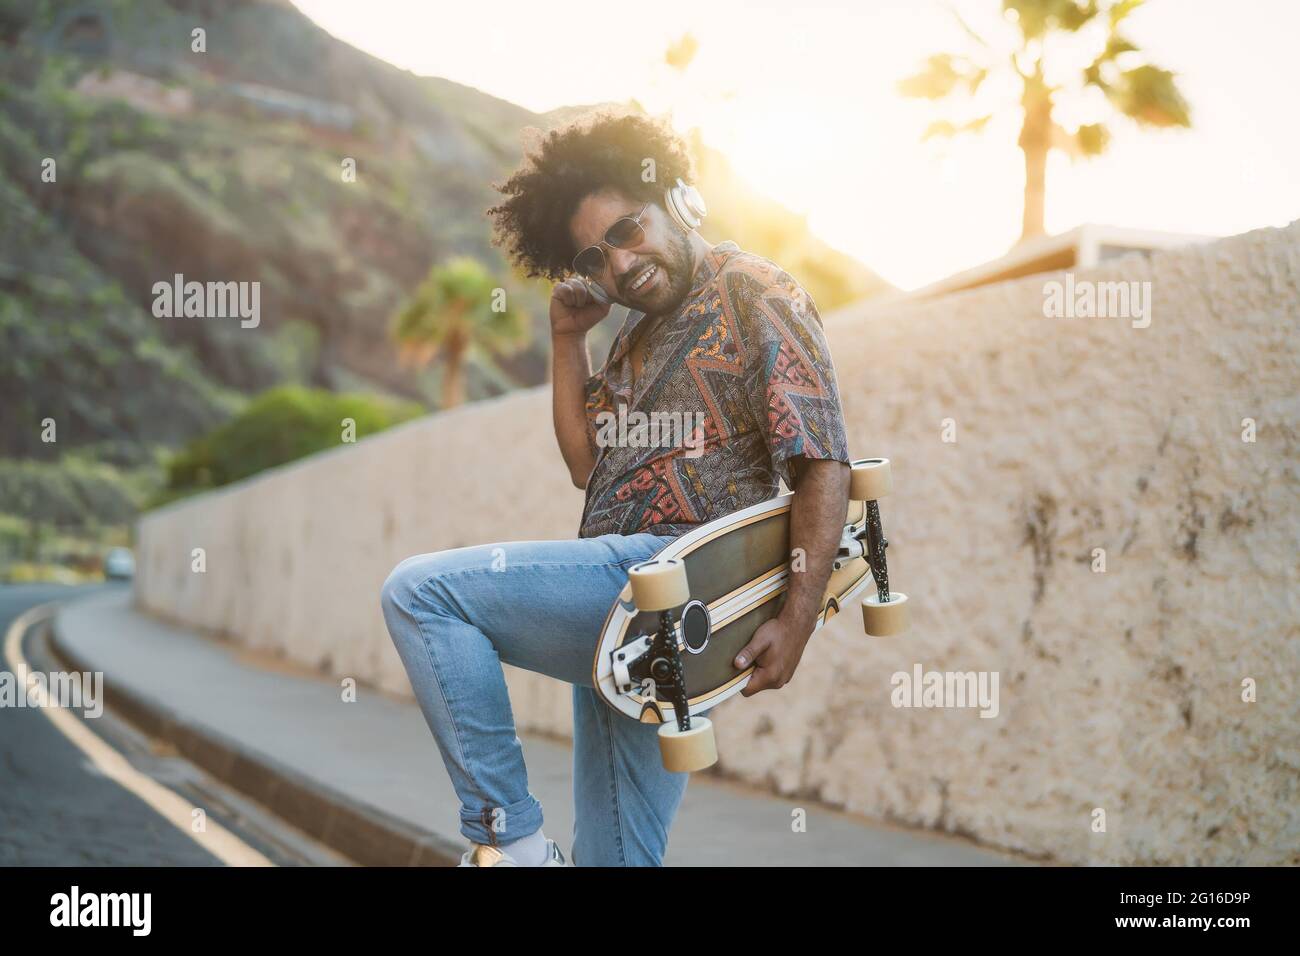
[571,203,651,279]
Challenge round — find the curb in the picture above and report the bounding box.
[48,610,462,867]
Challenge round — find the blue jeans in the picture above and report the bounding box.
[380,532,685,866]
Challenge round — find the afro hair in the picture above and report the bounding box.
[487,110,695,280]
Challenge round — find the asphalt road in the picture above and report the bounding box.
[0,584,346,866]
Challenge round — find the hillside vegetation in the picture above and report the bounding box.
[0,0,890,573]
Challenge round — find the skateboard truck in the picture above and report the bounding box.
[619,558,718,772]
[849,458,909,636]
[610,604,710,695]
[832,525,869,571]
[610,635,655,696]
[609,621,691,720]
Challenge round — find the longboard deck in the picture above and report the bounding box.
[593,493,874,723]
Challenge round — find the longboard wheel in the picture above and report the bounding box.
[628,558,690,612]
[862,591,908,636]
[850,458,893,501]
[658,716,717,772]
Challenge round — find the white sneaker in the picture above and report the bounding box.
[457,840,568,867]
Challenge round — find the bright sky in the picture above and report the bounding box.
[292,0,1300,290]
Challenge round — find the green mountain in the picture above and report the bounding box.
[0,0,890,478]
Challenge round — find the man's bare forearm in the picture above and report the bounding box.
[552,331,596,488]
[781,457,851,635]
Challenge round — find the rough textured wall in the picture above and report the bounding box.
[136,221,1300,864]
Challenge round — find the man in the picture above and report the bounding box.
[380,111,850,867]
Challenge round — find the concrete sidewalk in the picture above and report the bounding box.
[53,590,1025,867]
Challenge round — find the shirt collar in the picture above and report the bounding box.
[692,240,739,294]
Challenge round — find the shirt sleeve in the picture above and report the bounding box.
[728,270,851,489]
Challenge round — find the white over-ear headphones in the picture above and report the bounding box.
[583,178,707,306]
[663,177,708,233]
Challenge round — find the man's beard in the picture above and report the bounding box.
[619,228,695,317]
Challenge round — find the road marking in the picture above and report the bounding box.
[3,602,274,867]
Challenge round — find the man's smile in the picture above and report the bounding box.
[624,262,662,296]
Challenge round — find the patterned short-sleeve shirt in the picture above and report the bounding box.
[578,241,850,539]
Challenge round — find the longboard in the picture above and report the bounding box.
[592,458,906,739]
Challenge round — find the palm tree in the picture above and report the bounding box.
[900,0,1191,242]
[390,257,529,409]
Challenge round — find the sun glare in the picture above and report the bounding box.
[293,0,1300,291]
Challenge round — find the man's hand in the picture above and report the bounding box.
[550,277,610,338]
[733,456,850,698]
[734,615,815,696]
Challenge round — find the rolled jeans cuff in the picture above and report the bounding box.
[458,791,544,845]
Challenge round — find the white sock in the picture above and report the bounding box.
[501,829,549,866]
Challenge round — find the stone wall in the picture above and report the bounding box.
[136,221,1300,863]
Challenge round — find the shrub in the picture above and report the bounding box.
[163,385,421,494]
